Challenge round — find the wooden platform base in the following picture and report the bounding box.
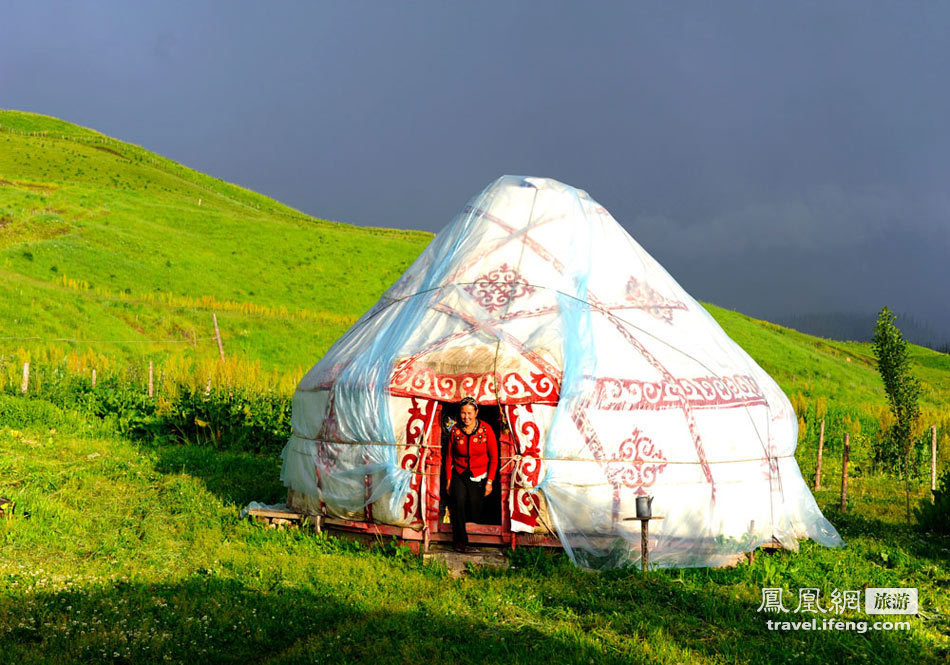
[423,543,510,578]
[743,537,785,564]
[247,506,322,532]
[244,506,789,570]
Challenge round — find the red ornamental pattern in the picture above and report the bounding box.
[761,442,781,484]
[390,359,559,405]
[506,404,542,528]
[464,263,535,313]
[592,374,767,412]
[314,394,342,475]
[622,277,688,322]
[604,427,669,491]
[588,293,717,499]
[400,397,437,521]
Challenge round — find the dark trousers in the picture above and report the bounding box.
[449,470,486,546]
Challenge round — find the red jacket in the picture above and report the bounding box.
[446,420,498,481]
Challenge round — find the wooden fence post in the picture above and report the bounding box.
[91,369,97,388]
[20,362,29,393]
[932,425,938,492]
[148,361,154,398]
[840,433,850,512]
[814,418,825,490]
[641,519,650,572]
[212,313,226,364]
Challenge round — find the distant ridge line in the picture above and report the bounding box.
[779,311,950,354]
[0,121,432,239]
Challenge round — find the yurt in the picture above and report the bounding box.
[280,175,843,569]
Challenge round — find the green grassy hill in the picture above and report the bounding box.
[1,109,948,412]
[0,110,431,374]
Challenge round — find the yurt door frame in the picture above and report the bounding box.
[424,402,513,543]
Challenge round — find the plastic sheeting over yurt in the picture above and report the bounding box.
[280,175,843,569]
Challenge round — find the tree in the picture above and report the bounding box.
[872,306,921,520]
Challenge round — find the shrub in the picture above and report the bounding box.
[155,386,291,453]
[915,468,950,534]
[1,360,292,454]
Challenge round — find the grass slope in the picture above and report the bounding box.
[0,110,431,370]
[709,305,950,410]
[1,109,949,413]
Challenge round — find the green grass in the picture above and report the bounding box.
[0,110,431,371]
[708,304,950,411]
[0,398,947,664]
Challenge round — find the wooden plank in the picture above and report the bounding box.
[212,313,225,363]
[840,432,850,512]
[641,519,650,571]
[758,537,785,551]
[423,545,509,578]
[248,508,304,520]
[621,516,665,572]
[932,425,938,492]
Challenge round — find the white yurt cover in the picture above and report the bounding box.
[281,175,843,568]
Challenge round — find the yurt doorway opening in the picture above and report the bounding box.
[439,401,502,527]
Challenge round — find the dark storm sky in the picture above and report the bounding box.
[3,2,949,338]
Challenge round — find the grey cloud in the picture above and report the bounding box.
[631,185,943,258]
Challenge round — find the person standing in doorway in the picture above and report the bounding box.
[445,397,498,553]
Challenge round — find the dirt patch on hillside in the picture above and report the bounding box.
[13,180,59,193]
[115,312,148,335]
[0,179,14,187]
[93,145,130,160]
